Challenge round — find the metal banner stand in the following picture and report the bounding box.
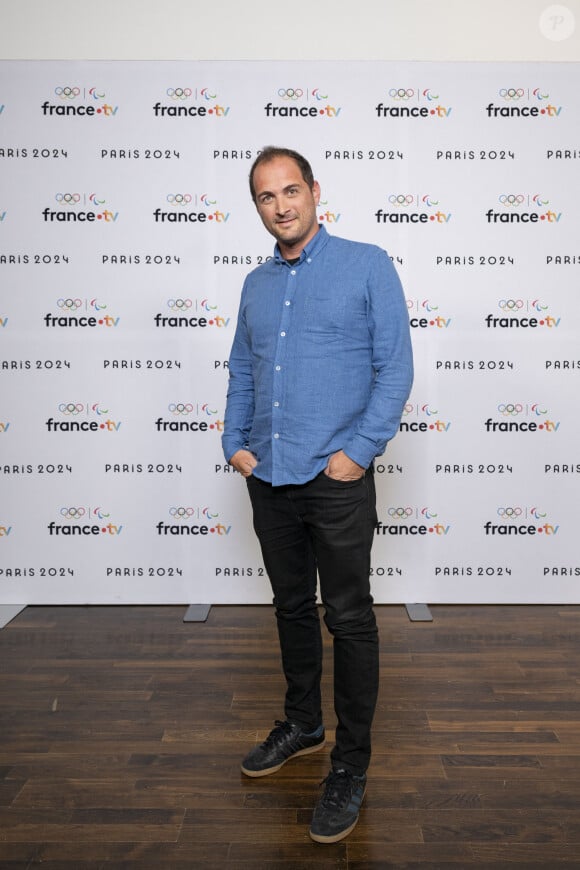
[405,604,433,622]
[183,605,211,623]
[0,605,26,630]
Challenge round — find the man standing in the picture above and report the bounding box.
[222,147,413,843]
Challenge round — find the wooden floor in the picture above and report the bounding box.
[2,605,580,869]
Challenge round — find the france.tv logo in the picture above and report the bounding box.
[156,505,232,536]
[154,298,231,329]
[484,402,560,433]
[42,86,119,117]
[155,402,224,433]
[153,193,229,224]
[485,298,560,329]
[153,87,230,117]
[486,193,561,225]
[43,192,119,224]
[484,506,559,536]
[486,87,562,118]
[265,87,342,118]
[376,194,451,225]
[376,88,452,118]
[48,506,123,536]
[45,402,122,433]
[376,505,451,536]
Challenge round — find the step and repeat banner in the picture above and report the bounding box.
[1,60,579,604]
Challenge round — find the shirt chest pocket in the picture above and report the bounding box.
[304,294,349,338]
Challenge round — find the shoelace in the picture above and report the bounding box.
[319,770,353,810]
[261,719,294,748]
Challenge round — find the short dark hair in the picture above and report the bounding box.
[249,147,314,202]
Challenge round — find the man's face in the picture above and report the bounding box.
[253,156,321,258]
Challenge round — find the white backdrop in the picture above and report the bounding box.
[1,60,579,604]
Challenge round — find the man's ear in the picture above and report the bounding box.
[312,180,321,206]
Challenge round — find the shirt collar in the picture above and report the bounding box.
[273,224,329,265]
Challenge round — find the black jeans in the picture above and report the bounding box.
[246,468,379,776]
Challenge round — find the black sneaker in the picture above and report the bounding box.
[309,768,367,843]
[241,720,325,777]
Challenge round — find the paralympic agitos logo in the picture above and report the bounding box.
[41,85,119,117]
[264,87,342,118]
[42,192,119,224]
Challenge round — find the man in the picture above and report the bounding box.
[222,147,413,843]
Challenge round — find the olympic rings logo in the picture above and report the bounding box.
[168,403,193,415]
[56,193,81,204]
[497,403,523,415]
[388,88,415,100]
[55,86,80,99]
[499,88,524,100]
[406,299,414,309]
[388,194,414,206]
[166,88,192,100]
[57,298,83,310]
[167,194,192,205]
[168,299,192,310]
[498,299,524,310]
[403,403,414,415]
[277,88,303,100]
[170,507,195,518]
[388,507,413,518]
[499,194,524,207]
[497,507,523,518]
[58,403,84,415]
[60,507,86,519]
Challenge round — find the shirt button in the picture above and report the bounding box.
[273,433,280,439]
[285,301,291,306]
[273,401,280,407]
[280,331,286,337]
[307,258,312,263]
[275,365,281,371]
[290,270,296,276]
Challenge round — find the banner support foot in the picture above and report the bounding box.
[405,604,433,622]
[183,604,211,622]
[0,605,26,629]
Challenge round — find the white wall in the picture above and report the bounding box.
[0,0,579,62]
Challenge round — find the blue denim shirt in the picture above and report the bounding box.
[222,225,413,486]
